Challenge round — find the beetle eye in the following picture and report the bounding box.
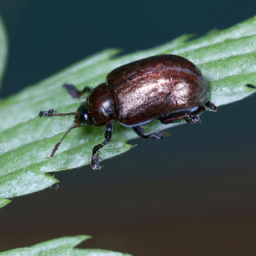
[77,104,91,125]
[77,111,90,125]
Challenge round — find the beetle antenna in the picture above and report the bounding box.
[39,109,76,117]
[50,122,78,157]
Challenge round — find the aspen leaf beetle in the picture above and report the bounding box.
[39,54,218,170]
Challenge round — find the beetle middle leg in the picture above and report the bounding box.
[63,84,93,98]
[133,126,164,140]
[91,122,113,170]
[185,115,201,124]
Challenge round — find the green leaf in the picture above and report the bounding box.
[0,235,132,256]
[0,17,256,206]
[0,197,11,209]
[0,169,58,198]
[0,15,8,90]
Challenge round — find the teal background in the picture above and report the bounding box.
[0,1,256,255]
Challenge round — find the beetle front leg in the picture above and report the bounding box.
[63,84,93,98]
[91,122,113,170]
[133,126,164,140]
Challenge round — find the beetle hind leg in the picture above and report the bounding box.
[63,84,93,98]
[133,126,164,140]
[159,106,206,124]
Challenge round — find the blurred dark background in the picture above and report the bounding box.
[0,1,256,255]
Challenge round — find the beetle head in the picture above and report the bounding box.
[75,103,91,126]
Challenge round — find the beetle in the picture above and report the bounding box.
[39,54,217,170]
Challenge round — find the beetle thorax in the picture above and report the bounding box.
[81,83,116,126]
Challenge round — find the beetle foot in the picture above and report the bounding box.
[186,115,201,124]
[150,130,166,139]
[39,109,57,117]
[91,153,102,170]
[205,101,217,112]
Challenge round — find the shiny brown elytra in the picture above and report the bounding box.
[39,54,217,170]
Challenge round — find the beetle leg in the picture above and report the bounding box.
[63,84,93,98]
[185,115,201,124]
[159,113,189,124]
[133,126,164,140]
[159,105,209,124]
[160,113,201,124]
[204,101,217,112]
[91,122,113,170]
